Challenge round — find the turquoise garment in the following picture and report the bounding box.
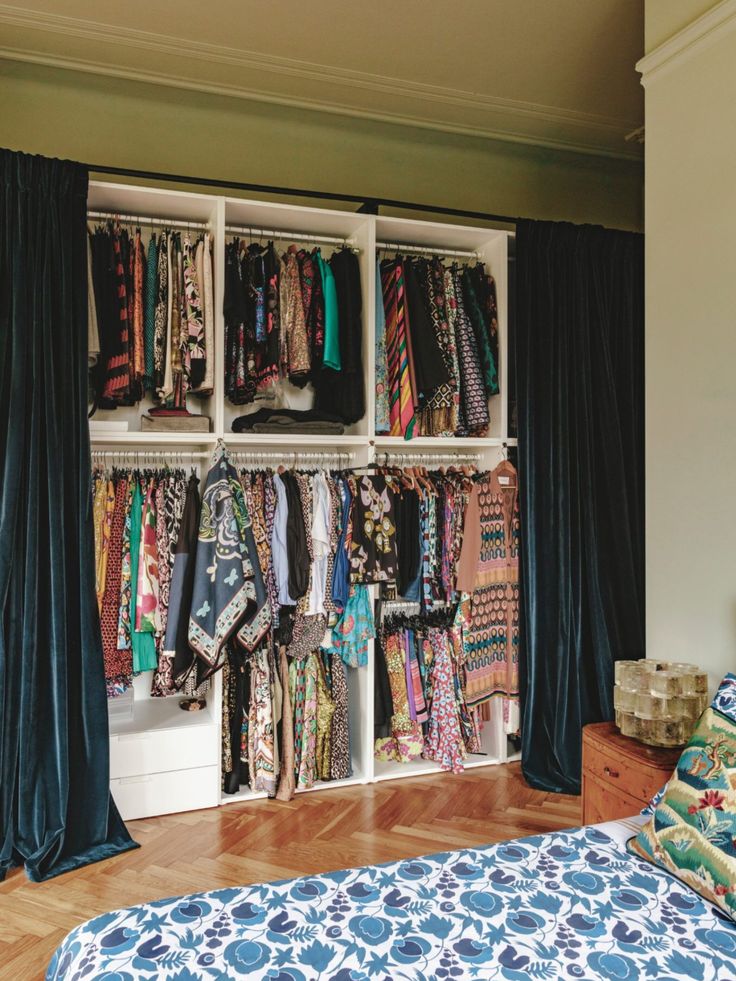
[129,481,157,672]
[323,584,374,667]
[316,250,341,370]
[374,258,390,433]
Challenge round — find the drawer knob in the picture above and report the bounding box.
[603,766,620,779]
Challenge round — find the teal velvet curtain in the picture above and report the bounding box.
[0,149,137,880]
[515,220,645,795]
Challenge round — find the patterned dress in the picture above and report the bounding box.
[423,628,466,773]
[374,630,424,763]
[456,462,520,733]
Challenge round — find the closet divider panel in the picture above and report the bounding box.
[87,182,220,442]
[373,214,509,444]
[94,450,221,821]
[221,197,373,439]
[366,444,517,786]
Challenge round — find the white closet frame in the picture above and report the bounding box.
[88,181,519,821]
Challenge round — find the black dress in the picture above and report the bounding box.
[314,248,365,425]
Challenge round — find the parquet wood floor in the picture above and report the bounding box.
[0,763,580,980]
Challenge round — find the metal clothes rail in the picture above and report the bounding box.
[226,224,358,252]
[376,241,480,260]
[87,209,210,232]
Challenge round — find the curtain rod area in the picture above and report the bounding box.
[86,163,519,227]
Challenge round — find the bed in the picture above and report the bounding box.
[47,815,736,980]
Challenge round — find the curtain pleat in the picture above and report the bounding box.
[0,148,137,880]
[515,220,645,795]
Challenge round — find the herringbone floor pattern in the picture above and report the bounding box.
[0,763,580,980]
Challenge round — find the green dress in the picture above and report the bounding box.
[130,480,157,672]
[315,250,341,371]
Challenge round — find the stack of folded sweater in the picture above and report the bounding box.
[231,408,345,435]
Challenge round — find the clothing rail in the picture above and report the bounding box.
[375,451,481,466]
[225,224,359,253]
[87,209,210,232]
[229,450,356,467]
[91,449,210,463]
[380,598,450,608]
[376,241,480,260]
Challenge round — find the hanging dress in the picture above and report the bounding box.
[456,461,520,733]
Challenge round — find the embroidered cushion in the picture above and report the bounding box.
[627,673,736,920]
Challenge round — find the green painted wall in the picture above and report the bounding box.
[0,59,643,230]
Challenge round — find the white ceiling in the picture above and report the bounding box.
[0,0,645,159]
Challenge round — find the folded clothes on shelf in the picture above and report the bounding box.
[141,413,211,432]
[232,407,345,433]
[252,419,346,435]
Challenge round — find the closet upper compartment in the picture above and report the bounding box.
[85,181,514,452]
[223,198,373,441]
[87,182,219,447]
[374,215,508,444]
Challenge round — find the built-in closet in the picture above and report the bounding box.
[88,181,518,821]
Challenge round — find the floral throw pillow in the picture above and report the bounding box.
[627,673,736,920]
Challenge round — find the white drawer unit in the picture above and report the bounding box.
[111,765,220,821]
[109,684,220,820]
[110,720,218,780]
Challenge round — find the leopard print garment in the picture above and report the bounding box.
[329,652,351,780]
[151,472,186,697]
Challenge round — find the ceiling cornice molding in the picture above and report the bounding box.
[637,0,736,84]
[0,3,643,160]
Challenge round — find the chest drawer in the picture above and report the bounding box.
[583,771,642,824]
[584,739,667,804]
[110,722,218,780]
[111,764,219,820]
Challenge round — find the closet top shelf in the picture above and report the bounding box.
[89,432,219,447]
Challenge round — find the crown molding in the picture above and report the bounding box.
[637,0,736,84]
[0,4,643,160]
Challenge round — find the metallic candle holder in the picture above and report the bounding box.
[613,661,708,748]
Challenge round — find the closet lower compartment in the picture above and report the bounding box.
[111,765,220,820]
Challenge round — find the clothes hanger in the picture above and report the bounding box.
[494,453,517,487]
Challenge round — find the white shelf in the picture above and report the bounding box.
[221,788,269,805]
[373,753,501,782]
[90,431,218,447]
[297,774,367,794]
[220,773,367,805]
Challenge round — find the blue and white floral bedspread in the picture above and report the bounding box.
[47,823,736,980]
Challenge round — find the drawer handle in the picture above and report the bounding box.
[603,766,620,779]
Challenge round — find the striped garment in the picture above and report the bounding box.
[381,260,415,437]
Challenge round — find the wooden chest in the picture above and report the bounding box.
[582,721,680,824]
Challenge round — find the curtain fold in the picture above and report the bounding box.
[0,148,137,880]
[515,219,644,795]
